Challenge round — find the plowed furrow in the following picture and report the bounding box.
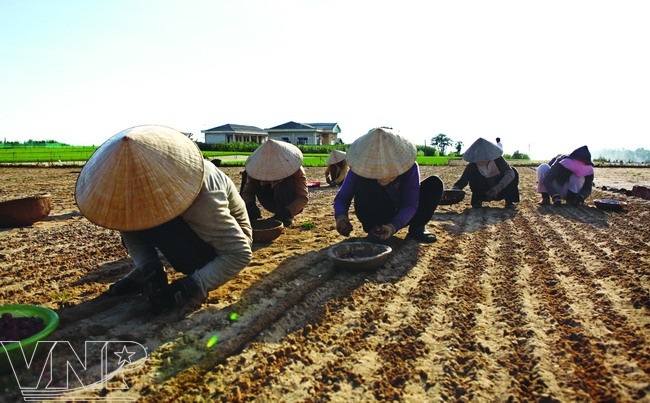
[522,210,622,401]
[487,216,551,399]
[423,211,492,400]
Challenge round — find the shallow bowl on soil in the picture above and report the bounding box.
[0,194,52,227]
[439,189,466,205]
[0,304,60,374]
[593,199,627,212]
[252,219,284,243]
[328,242,392,270]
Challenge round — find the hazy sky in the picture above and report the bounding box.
[1,0,648,160]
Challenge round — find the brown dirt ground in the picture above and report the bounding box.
[0,165,649,402]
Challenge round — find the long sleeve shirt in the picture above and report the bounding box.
[181,160,253,296]
[453,157,515,193]
[543,156,594,198]
[334,163,420,231]
[121,160,252,298]
[240,167,309,217]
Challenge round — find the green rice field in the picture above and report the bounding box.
[1,146,452,166]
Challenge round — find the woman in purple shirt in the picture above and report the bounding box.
[334,127,444,243]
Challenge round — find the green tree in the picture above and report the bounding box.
[430,133,453,156]
[511,150,530,159]
[454,141,463,155]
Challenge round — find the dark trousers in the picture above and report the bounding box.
[126,217,216,275]
[241,171,297,214]
[256,181,297,214]
[468,168,520,205]
[353,176,444,233]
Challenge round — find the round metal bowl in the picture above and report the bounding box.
[0,194,52,228]
[439,189,466,205]
[252,219,284,243]
[1,304,60,374]
[594,199,627,212]
[328,242,392,270]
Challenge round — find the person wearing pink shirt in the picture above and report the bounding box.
[536,145,594,206]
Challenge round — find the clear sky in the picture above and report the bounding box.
[1,0,648,160]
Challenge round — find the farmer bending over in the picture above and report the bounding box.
[536,145,594,206]
[451,137,520,209]
[240,139,308,228]
[75,125,252,312]
[324,150,349,186]
[334,127,444,243]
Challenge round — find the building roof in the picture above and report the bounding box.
[266,121,340,132]
[202,124,267,134]
[307,123,340,132]
[266,121,315,131]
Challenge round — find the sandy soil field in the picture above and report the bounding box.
[0,165,649,402]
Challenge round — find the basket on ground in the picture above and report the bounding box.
[252,219,284,243]
[594,199,627,212]
[1,304,60,374]
[328,242,392,270]
[0,194,52,227]
[439,189,466,205]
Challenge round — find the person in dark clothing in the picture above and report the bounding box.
[536,145,594,206]
[334,127,444,243]
[452,137,519,208]
[240,139,308,227]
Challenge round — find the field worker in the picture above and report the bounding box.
[334,127,444,243]
[240,139,308,228]
[451,137,520,209]
[75,125,252,313]
[537,145,594,206]
[324,150,348,186]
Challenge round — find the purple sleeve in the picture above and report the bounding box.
[333,170,356,217]
[390,164,420,230]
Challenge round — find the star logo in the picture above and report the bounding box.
[114,345,136,366]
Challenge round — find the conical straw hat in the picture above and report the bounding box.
[245,139,303,181]
[327,150,346,165]
[462,137,503,163]
[346,127,417,179]
[75,125,204,231]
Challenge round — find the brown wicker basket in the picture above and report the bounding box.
[593,199,627,212]
[252,219,284,243]
[439,189,466,205]
[0,194,52,227]
[328,242,392,270]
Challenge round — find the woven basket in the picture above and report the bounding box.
[328,242,392,270]
[594,199,626,212]
[252,219,284,243]
[439,189,466,205]
[0,194,52,227]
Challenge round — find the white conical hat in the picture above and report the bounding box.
[346,127,417,179]
[245,139,303,181]
[75,125,204,231]
[327,150,346,165]
[462,137,503,163]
